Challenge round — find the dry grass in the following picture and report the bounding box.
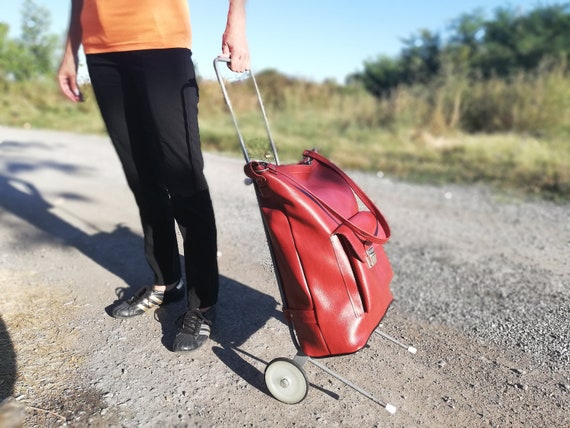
[0,64,568,200]
[0,270,111,426]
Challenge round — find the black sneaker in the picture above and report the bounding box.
[172,307,216,352]
[112,279,184,318]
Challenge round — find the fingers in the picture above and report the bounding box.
[57,52,83,102]
[221,43,250,73]
[58,74,83,103]
[230,50,250,73]
[221,29,250,72]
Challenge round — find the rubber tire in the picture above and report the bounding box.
[264,357,309,404]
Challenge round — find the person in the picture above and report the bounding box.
[57,0,249,352]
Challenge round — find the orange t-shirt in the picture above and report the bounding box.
[81,0,192,54]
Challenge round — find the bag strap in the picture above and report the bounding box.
[265,151,391,244]
[304,150,391,243]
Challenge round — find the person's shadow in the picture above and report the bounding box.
[0,159,148,399]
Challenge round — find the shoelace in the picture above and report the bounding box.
[126,287,150,304]
[117,284,176,302]
[179,310,210,337]
[126,287,163,305]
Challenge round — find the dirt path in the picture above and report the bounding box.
[0,126,568,427]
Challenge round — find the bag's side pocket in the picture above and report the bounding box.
[334,211,390,314]
[330,233,366,317]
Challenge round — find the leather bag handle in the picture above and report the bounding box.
[264,151,391,245]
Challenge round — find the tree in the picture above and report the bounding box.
[354,4,570,98]
[349,56,403,97]
[399,29,442,84]
[445,10,487,76]
[478,4,570,77]
[0,0,59,81]
[0,24,22,81]
[18,0,59,79]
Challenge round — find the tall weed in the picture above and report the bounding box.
[0,62,568,200]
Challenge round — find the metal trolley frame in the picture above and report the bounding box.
[213,57,416,414]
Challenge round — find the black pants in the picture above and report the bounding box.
[86,48,218,309]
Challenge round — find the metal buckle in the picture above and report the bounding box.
[365,245,377,268]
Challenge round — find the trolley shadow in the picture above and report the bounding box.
[210,274,280,397]
[213,276,339,401]
[154,274,281,352]
[212,274,281,396]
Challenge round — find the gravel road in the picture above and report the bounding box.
[0,126,568,427]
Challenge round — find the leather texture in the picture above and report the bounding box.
[245,150,393,357]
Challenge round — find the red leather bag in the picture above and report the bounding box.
[244,149,393,357]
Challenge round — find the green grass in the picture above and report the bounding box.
[1,67,568,201]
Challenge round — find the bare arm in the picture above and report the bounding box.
[221,0,250,72]
[58,0,84,102]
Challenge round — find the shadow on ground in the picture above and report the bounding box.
[0,318,16,401]
[1,165,287,402]
[0,157,338,405]
[0,164,148,412]
[0,171,148,289]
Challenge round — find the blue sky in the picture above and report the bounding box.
[2,0,564,82]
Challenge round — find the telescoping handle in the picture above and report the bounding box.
[213,56,280,165]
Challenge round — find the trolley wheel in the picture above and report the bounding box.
[264,357,309,404]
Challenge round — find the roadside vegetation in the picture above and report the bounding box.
[1,1,569,200]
